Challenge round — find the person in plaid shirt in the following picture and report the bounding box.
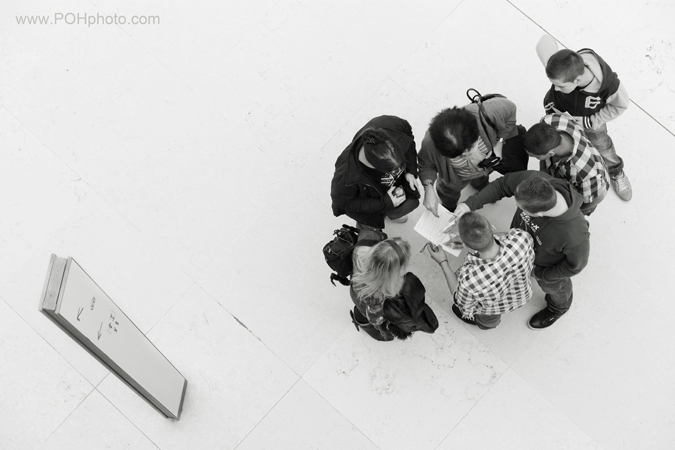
[524,113,609,215]
[426,212,535,329]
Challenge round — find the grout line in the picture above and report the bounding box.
[505,0,675,138]
[39,388,98,445]
[301,381,382,449]
[231,378,303,449]
[95,388,163,449]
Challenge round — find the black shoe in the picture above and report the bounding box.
[528,308,563,329]
[452,304,477,326]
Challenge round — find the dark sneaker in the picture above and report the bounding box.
[611,170,632,201]
[528,308,563,329]
[452,304,477,326]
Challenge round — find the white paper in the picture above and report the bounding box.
[414,206,463,256]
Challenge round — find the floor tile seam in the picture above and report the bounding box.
[0,102,191,287]
[298,321,357,380]
[431,367,513,450]
[39,388,99,446]
[3,106,203,342]
[296,379,382,450]
[144,281,197,336]
[387,0,467,80]
[0,293,99,391]
[506,362,608,449]
[94,387,162,449]
[232,378,310,450]
[504,0,675,138]
[195,281,304,379]
[3,102,204,337]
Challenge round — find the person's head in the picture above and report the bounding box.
[514,176,557,216]
[546,49,585,93]
[523,122,562,160]
[428,107,479,158]
[351,237,411,300]
[458,212,494,252]
[360,127,404,173]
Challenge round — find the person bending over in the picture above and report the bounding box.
[331,116,420,231]
[426,212,535,329]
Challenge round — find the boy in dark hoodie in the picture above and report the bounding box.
[454,171,590,329]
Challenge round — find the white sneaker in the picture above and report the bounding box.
[611,171,632,201]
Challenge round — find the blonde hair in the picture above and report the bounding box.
[351,238,411,301]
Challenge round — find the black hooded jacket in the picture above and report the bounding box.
[331,115,418,229]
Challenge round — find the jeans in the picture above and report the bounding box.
[474,313,501,329]
[583,124,624,177]
[536,276,573,315]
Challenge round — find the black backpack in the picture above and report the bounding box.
[323,225,385,286]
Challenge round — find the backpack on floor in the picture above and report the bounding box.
[323,225,384,286]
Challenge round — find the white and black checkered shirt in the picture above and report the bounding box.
[542,113,610,204]
[455,229,535,319]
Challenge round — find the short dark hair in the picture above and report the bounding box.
[458,212,494,252]
[546,49,585,83]
[515,176,557,213]
[360,127,403,172]
[524,122,562,155]
[428,107,479,158]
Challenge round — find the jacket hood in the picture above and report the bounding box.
[548,178,585,221]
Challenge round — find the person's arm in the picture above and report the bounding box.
[536,34,559,67]
[425,244,458,294]
[418,131,442,217]
[417,130,439,184]
[533,239,590,281]
[461,170,541,211]
[587,82,630,128]
[331,178,391,214]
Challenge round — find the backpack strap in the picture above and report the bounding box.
[466,88,502,154]
[353,239,380,249]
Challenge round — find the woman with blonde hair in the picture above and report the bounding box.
[350,234,438,341]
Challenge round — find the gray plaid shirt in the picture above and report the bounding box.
[455,229,535,319]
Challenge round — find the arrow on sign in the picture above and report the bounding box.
[98,322,103,340]
[77,308,83,321]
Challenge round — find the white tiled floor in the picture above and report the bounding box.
[1,1,674,449]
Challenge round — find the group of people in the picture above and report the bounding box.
[330,36,632,341]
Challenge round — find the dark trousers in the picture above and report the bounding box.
[537,277,573,315]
